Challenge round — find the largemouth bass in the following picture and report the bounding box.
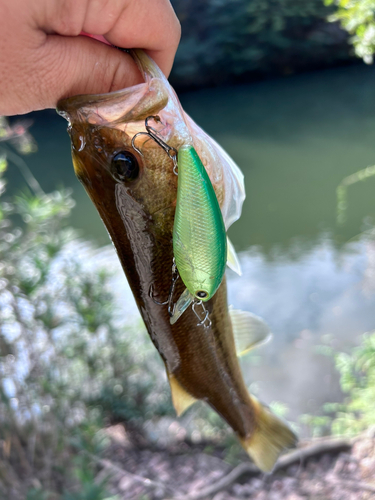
[57,50,297,471]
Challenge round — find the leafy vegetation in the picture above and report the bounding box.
[325,0,375,63]
[329,332,375,436]
[302,331,375,437]
[0,124,175,498]
[336,164,375,225]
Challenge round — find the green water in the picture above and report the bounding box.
[6,63,375,254]
[4,63,375,420]
[180,63,375,254]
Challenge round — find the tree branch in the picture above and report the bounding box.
[88,453,175,496]
[169,437,353,500]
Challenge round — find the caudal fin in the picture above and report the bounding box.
[241,397,297,472]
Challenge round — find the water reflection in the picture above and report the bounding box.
[228,234,375,422]
[88,229,375,424]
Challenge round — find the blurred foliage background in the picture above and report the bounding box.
[169,0,352,89]
[325,0,375,63]
[301,330,375,438]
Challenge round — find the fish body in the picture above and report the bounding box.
[57,49,296,471]
[174,144,226,301]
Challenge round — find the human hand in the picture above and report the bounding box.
[0,0,180,116]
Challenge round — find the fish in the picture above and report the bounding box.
[57,49,297,472]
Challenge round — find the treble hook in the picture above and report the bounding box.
[131,116,178,174]
[149,259,180,317]
[192,300,212,329]
[149,284,169,306]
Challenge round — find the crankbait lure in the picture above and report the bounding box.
[132,116,227,326]
[173,144,227,302]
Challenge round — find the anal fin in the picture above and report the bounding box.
[241,397,297,472]
[227,236,242,276]
[168,373,197,417]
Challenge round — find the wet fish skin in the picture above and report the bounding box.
[57,50,297,471]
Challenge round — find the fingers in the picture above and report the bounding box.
[0,0,180,115]
[100,0,181,77]
[37,0,181,77]
[48,35,147,101]
[2,35,144,115]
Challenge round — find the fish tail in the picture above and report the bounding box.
[240,396,297,472]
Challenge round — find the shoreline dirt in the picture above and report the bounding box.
[98,426,375,500]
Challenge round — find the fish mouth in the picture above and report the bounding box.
[57,84,145,116]
[57,50,169,128]
[57,79,169,128]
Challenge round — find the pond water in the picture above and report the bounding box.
[5,62,375,426]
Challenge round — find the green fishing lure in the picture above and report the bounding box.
[173,145,227,302]
[131,117,228,325]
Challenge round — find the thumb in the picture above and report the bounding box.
[6,35,143,116]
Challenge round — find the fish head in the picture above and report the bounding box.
[57,79,187,227]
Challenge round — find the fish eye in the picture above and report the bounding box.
[196,290,208,299]
[111,151,139,182]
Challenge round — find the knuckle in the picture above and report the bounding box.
[172,17,182,46]
[51,0,86,36]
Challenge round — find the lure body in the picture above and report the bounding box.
[173,145,227,301]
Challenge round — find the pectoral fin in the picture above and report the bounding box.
[168,373,197,417]
[229,307,271,356]
[241,397,297,472]
[226,237,242,276]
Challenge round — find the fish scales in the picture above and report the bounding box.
[57,49,297,472]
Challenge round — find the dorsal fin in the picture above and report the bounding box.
[167,373,197,416]
[229,307,271,356]
[226,237,242,276]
